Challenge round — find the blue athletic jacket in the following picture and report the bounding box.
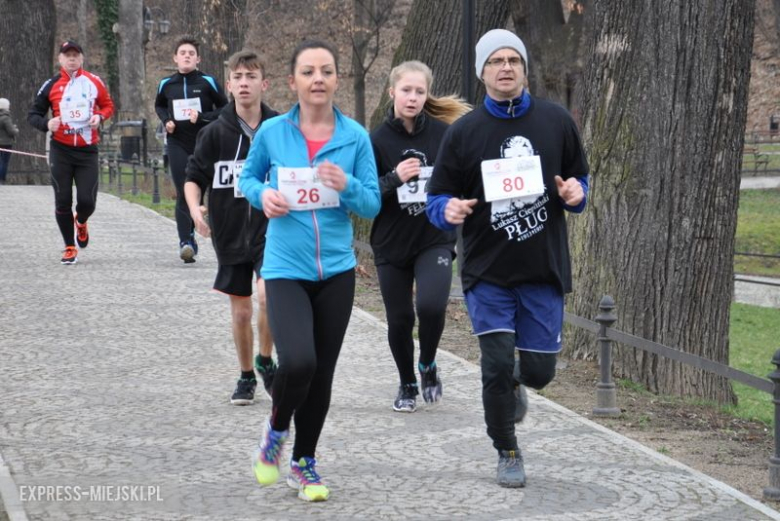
[239,104,380,281]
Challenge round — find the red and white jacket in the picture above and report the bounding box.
[28,67,114,147]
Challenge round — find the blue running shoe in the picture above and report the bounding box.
[497,449,526,488]
[252,419,288,486]
[287,457,330,502]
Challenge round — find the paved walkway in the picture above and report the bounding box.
[741,175,780,190]
[0,186,778,521]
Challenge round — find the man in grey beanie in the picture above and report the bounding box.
[426,28,590,488]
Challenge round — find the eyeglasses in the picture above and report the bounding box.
[485,56,523,69]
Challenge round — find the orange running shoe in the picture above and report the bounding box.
[61,246,78,265]
[75,214,89,248]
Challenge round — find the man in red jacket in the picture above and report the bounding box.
[28,40,114,265]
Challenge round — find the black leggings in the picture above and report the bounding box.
[478,332,557,451]
[49,142,99,247]
[167,140,194,243]
[266,269,355,461]
[376,247,453,385]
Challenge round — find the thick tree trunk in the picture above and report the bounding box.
[510,0,585,115]
[0,0,56,183]
[567,0,754,404]
[118,0,145,117]
[369,0,510,128]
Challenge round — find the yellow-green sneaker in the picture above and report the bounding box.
[252,420,288,486]
[287,457,330,502]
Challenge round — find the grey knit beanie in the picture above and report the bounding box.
[475,29,528,81]
[0,98,9,111]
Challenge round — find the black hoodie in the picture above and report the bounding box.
[369,108,455,267]
[185,100,279,266]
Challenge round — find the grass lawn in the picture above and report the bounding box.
[727,303,779,425]
[734,188,780,277]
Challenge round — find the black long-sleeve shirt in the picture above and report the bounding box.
[155,69,228,153]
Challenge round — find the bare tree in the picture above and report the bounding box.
[0,0,56,182]
[350,0,396,126]
[567,0,755,403]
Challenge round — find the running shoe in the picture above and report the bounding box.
[230,378,256,406]
[61,246,78,265]
[179,241,196,264]
[497,449,526,488]
[514,384,528,423]
[75,214,89,248]
[287,457,330,502]
[252,419,288,486]
[513,358,528,423]
[254,355,277,398]
[419,363,443,404]
[393,383,418,413]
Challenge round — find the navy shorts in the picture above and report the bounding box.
[213,259,262,297]
[464,280,564,353]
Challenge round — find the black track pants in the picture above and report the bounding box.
[478,332,557,451]
[376,247,452,385]
[167,140,194,243]
[265,269,355,461]
[49,142,99,247]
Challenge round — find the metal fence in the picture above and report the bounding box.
[574,296,778,501]
[743,129,780,176]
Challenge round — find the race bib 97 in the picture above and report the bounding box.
[396,166,432,204]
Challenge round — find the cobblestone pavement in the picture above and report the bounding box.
[1,186,778,521]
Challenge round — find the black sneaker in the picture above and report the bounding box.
[497,449,526,488]
[513,358,528,423]
[419,364,442,404]
[393,383,418,413]
[254,355,277,398]
[230,378,256,405]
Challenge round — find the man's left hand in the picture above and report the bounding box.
[555,175,584,206]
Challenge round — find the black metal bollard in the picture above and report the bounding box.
[109,152,117,189]
[99,156,106,188]
[116,153,124,196]
[131,153,139,196]
[764,349,780,501]
[152,159,161,204]
[593,295,620,417]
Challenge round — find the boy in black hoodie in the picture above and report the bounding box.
[184,50,279,405]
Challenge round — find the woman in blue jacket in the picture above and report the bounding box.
[239,40,380,503]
